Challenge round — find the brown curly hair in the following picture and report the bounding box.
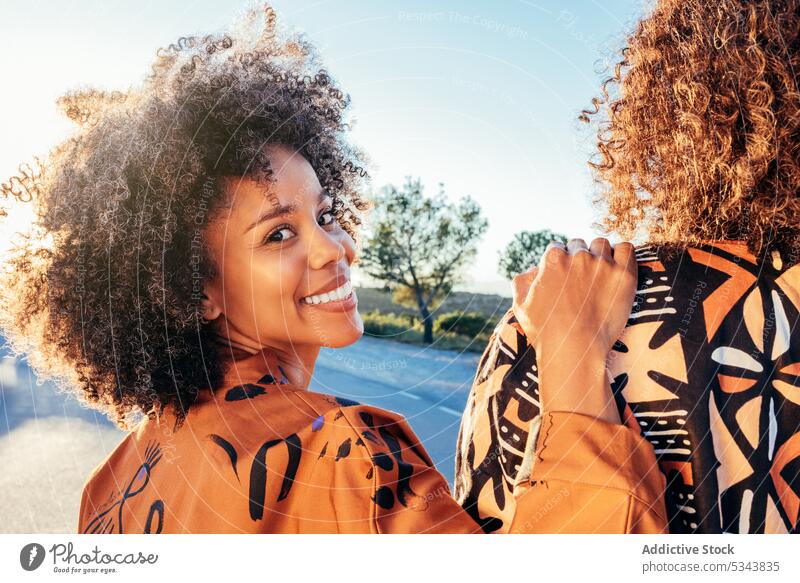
[0,4,369,429]
[582,0,800,258]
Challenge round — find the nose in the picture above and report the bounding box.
[306,224,347,270]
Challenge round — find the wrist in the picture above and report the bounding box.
[535,343,620,425]
[534,337,608,371]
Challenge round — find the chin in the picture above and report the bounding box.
[327,325,364,348]
[312,317,363,349]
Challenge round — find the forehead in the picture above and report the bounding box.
[222,146,323,214]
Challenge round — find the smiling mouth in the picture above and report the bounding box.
[300,280,353,305]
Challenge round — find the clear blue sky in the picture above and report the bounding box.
[0,0,649,295]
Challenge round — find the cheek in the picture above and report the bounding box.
[220,248,302,325]
[249,250,304,311]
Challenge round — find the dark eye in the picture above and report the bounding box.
[318,208,335,226]
[264,226,296,244]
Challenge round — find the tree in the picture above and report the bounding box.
[390,285,447,316]
[497,229,569,280]
[359,177,488,344]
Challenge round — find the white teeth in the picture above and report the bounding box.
[301,281,352,305]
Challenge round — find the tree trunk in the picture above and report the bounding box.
[420,304,433,344]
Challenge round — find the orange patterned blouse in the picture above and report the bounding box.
[78,350,667,533]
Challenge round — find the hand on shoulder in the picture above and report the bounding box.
[510,237,637,422]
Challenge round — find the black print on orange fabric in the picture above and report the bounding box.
[335,438,352,461]
[144,500,164,534]
[83,440,163,534]
[372,452,393,471]
[378,427,418,507]
[249,433,302,520]
[335,397,361,407]
[373,486,395,509]
[361,430,379,444]
[207,434,240,481]
[225,384,267,401]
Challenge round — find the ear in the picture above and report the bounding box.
[199,283,223,322]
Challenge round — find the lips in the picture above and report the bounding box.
[297,278,358,314]
[300,273,350,300]
[300,280,353,305]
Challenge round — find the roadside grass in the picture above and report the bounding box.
[359,306,499,354]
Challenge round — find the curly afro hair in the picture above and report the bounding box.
[0,3,370,429]
[582,0,800,258]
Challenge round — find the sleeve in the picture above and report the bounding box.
[342,403,667,534]
[508,411,668,533]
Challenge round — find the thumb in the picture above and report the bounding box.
[512,266,539,308]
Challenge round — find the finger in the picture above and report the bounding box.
[566,238,589,255]
[612,241,637,276]
[511,267,537,307]
[541,242,567,269]
[589,237,613,261]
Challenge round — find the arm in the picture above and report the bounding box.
[340,398,666,534]
[512,238,632,424]
[456,238,668,533]
[327,240,666,534]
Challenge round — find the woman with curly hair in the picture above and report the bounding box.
[0,4,667,533]
[456,0,800,533]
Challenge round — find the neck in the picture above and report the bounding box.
[209,331,319,388]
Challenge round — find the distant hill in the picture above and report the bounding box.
[355,286,512,321]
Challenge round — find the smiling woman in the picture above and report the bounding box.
[200,146,364,389]
[0,2,668,534]
[0,4,370,428]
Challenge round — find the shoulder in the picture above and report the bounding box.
[328,400,465,530]
[627,240,766,343]
[275,394,436,471]
[192,383,434,472]
[77,426,143,533]
[219,393,443,530]
[334,400,436,468]
[633,240,764,279]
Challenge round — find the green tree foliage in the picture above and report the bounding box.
[497,229,569,279]
[359,177,488,344]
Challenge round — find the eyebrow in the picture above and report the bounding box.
[244,189,331,233]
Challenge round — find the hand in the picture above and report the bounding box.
[512,237,636,357]
[511,238,637,423]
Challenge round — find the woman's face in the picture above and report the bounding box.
[201,144,363,354]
